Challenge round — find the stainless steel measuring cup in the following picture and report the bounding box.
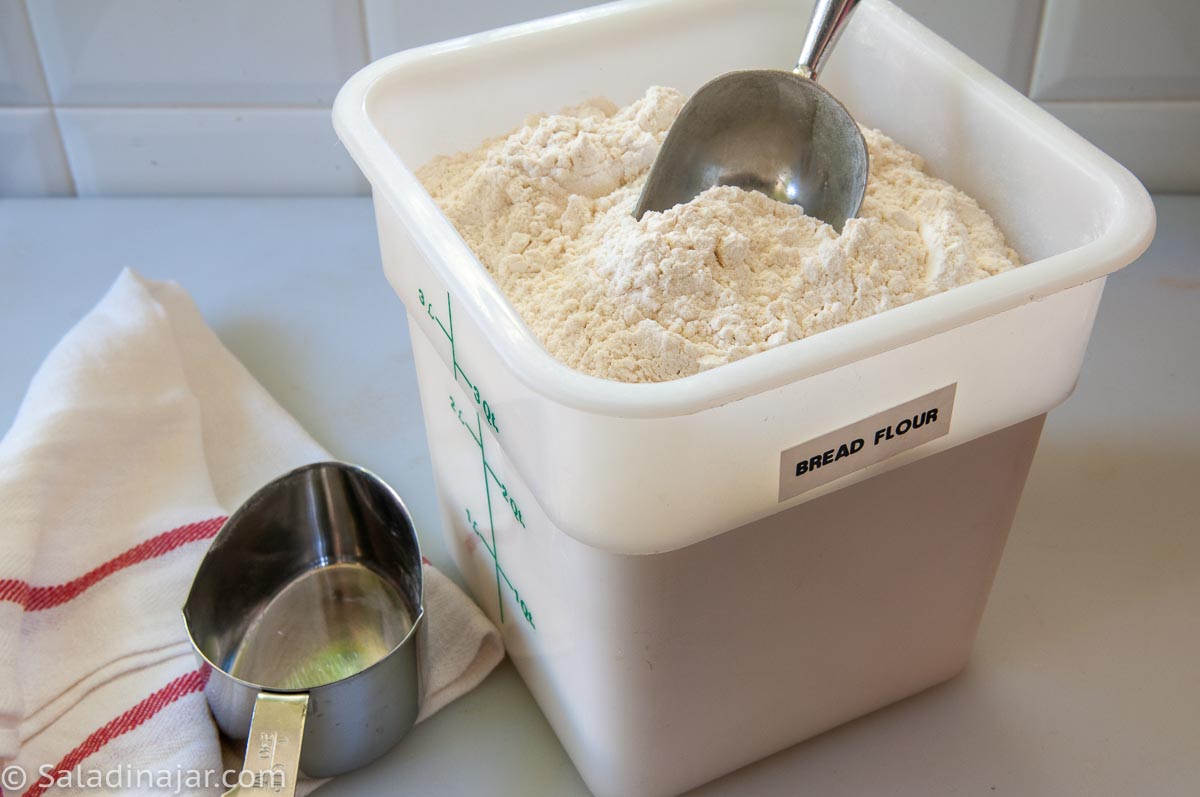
[183,462,424,795]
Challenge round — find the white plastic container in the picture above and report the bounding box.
[334,1,1155,794]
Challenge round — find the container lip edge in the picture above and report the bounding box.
[333,0,1159,421]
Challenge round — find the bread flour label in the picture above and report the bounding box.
[778,384,956,501]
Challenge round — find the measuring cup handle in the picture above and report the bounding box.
[794,0,862,81]
[223,692,309,797]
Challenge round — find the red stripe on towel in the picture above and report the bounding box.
[0,516,226,611]
[21,666,211,797]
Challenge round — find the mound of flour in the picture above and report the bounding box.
[418,86,1021,383]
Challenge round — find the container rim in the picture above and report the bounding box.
[332,0,1156,420]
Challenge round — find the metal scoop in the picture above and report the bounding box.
[183,462,425,796]
[633,0,867,231]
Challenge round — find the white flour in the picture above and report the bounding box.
[418,86,1021,383]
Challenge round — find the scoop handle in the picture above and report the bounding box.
[794,0,861,81]
[223,692,309,797]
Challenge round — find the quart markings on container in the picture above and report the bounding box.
[420,288,499,433]
[449,393,534,629]
[466,507,535,629]
[425,280,530,628]
[450,395,526,528]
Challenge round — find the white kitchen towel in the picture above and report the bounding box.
[0,269,504,796]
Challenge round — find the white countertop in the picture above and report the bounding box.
[2,195,1197,796]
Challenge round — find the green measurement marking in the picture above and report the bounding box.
[419,288,499,433]
[478,411,502,624]
[422,284,532,629]
[449,395,525,528]
[466,508,535,628]
[448,393,533,629]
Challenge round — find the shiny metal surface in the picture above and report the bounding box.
[227,562,413,690]
[183,461,425,784]
[795,0,860,80]
[633,0,867,231]
[222,693,308,795]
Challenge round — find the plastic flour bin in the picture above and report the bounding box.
[333,0,1156,794]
